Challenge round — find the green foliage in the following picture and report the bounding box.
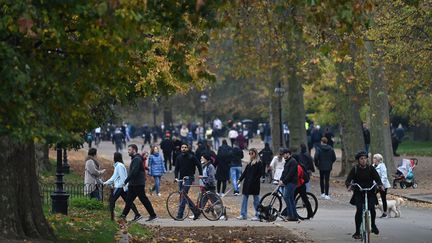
[70,197,104,210]
[0,1,225,146]
[128,224,152,241]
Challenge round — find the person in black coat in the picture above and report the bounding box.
[237,148,263,220]
[279,148,299,221]
[314,137,336,199]
[215,140,232,195]
[160,133,174,172]
[297,143,314,191]
[258,143,273,182]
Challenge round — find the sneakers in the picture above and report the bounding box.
[371,226,379,235]
[132,214,143,222]
[320,193,325,199]
[219,215,225,220]
[220,193,225,197]
[236,216,247,220]
[352,233,362,239]
[251,216,260,221]
[234,191,240,196]
[193,212,201,220]
[157,193,162,197]
[324,195,331,200]
[145,215,158,222]
[380,213,387,218]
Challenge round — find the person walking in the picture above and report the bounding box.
[160,132,174,172]
[258,143,273,183]
[363,123,371,154]
[230,142,244,195]
[104,152,141,221]
[148,145,166,196]
[228,128,239,147]
[237,148,263,221]
[112,127,125,153]
[372,153,391,218]
[279,148,299,221]
[297,144,315,192]
[292,153,313,219]
[120,144,158,222]
[314,137,336,200]
[174,143,203,220]
[346,151,384,239]
[269,148,286,184]
[215,140,232,196]
[84,148,105,200]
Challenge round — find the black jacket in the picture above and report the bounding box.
[363,128,371,145]
[298,152,315,172]
[160,138,174,153]
[314,144,336,171]
[231,147,244,167]
[215,144,232,181]
[174,152,203,179]
[280,156,298,185]
[239,161,263,195]
[259,147,273,165]
[345,164,383,205]
[125,153,146,186]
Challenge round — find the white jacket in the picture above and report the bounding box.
[104,162,128,188]
[270,156,285,181]
[375,163,391,189]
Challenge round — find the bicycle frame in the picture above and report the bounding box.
[351,182,377,243]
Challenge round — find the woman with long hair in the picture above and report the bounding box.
[237,148,263,221]
[103,152,141,221]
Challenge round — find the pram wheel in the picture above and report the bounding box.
[400,183,407,189]
[412,183,418,189]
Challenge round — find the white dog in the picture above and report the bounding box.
[376,197,405,218]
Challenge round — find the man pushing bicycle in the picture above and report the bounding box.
[345,151,384,240]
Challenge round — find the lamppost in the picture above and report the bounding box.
[200,94,208,128]
[51,144,70,215]
[62,148,70,174]
[274,82,285,148]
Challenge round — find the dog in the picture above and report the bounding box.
[376,197,405,218]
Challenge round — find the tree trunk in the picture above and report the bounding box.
[335,43,365,176]
[0,136,53,240]
[271,78,283,152]
[35,143,50,176]
[365,39,394,173]
[162,97,173,130]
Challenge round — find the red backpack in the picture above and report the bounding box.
[297,164,305,187]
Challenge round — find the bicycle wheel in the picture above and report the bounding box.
[166,191,190,220]
[260,192,283,213]
[199,191,224,221]
[295,192,318,220]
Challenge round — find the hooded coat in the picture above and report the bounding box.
[148,153,166,177]
[314,144,336,171]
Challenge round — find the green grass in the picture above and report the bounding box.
[39,159,83,183]
[397,140,432,157]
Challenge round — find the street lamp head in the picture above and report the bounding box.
[200,94,208,103]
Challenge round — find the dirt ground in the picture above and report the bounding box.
[141,226,302,243]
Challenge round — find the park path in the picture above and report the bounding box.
[90,138,432,242]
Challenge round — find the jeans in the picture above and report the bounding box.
[305,182,311,192]
[213,136,220,150]
[153,176,161,194]
[110,188,139,216]
[177,178,196,218]
[283,183,297,220]
[121,185,156,218]
[230,167,242,193]
[240,194,260,218]
[89,187,101,200]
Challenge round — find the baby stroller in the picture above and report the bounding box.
[393,158,418,189]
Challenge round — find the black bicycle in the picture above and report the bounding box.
[260,182,318,220]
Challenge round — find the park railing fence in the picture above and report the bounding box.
[40,182,109,205]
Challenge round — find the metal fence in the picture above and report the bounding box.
[40,182,107,205]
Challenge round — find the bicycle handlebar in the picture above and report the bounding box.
[350,182,377,191]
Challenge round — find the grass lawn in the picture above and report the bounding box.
[398,140,432,157]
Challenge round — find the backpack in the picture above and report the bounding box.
[297,164,305,187]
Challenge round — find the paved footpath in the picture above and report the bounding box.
[93,140,432,243]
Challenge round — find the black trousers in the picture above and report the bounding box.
[163,151,173,171]
[355,198,377,234]
[378,188,388,212]
[217,180,227,194]
[319,170,331,195]
[122,185,156,218]
[295,184,313,218]
[111,188,139,216]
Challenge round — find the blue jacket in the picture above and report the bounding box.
[149,153,166,176]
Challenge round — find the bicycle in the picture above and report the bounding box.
[166,176,224,221]
[350,182,377,243]
[259,181,318,221]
